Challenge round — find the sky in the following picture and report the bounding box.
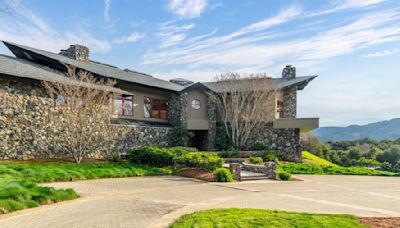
[0,0,399,127]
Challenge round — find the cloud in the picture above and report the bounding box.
[113,32,144,44]
[361,48,400,57]
[144,8,400,78]
[168,0,208,18]
[104,0,111,21]
[307,0,386,16]
[157,21,196,48]
[0,0,111,53]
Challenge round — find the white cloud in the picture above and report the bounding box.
[113,32,144,44]
[157,21,196,48]
[104,0,111,21]
[361,48,400,57]
[307,0,386,16]
[144,9,400,77]
[0,0,111,53]
[168,0,208,18]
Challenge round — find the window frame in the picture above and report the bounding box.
[191,99,201,110]
[144,96,168,120]
[112,95,134,116]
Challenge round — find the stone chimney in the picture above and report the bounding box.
[59,44,89,62]
[282,65,296,79]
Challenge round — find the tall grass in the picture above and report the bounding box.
[0,162,171,214]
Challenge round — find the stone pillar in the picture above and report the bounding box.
[264,162,277,179]
[282,65,297,118]
[167,93,188,126]
[229,163,241,181]
[283,87,297,118]
[205,95,216,151]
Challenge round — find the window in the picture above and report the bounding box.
[144,97,168,119]
[276,100,284,118]
[191,99,201,110]
[112,95,134,116]
[55,95,82,108]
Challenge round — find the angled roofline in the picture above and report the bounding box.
[0,54,133,95]
[2,41,184,92]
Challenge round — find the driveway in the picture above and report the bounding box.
[0,175,399,228]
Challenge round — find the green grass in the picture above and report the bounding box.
[171,208,366,228]
[0,162,171,214]
[302,151,339,167]
[280,162,399,176]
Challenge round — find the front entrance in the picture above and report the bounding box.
[188,130,208,150]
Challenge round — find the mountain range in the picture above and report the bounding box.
[312,118,400,142]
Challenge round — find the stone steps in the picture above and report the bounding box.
[240,175,270,181]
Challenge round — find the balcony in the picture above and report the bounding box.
[273,118,319,132]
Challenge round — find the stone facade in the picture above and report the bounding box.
[0,77,172,160]
[168,93,187,126]
[239,122,301,162]
[205,95,216,151]
[59,44,89,62]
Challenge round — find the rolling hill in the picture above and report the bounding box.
[312,118,400,142]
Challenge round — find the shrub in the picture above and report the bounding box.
[174,152,223,171]
[170,124,194,147]
[219,148,240,158]
[381,162,392,172]
[250,143,269,151]
[263,152,278,162]
[213,168,233,182]
[110,152,120,162]
[172,147,199,152]
[129,147,223,171]
[129,146,177,167]
[214,124,232,151]
[249,157,263,164]
[278,172,291,181]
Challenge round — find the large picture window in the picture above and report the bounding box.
[144,97,168,119]
[112,95,134,116]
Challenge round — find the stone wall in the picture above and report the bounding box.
[0,77,172,160]
[168,93,187,126]
[205,95,216,150]
[239,122,301,162]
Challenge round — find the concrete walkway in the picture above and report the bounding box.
[0,175,399,228]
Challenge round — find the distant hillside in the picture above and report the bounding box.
[312,118,400,142]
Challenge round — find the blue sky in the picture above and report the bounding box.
[0,0,399,126]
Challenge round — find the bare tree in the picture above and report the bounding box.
[209,73,277,149]
[42,66,123,163]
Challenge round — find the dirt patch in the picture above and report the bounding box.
[178,168,214,182]
[359,217,400,228]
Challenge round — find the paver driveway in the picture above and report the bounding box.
[0,175,399,228]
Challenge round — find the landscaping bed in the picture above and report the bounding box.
[177,168,214,182]
[0,162,171,214]
[171,208,366,227]
[359,217,400,228]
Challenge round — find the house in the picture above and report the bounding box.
[0,41,319,161]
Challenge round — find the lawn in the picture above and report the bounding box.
[302,151,339,167]
[171,208,366,228]
[0,162,171,214]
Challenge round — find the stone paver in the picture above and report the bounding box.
[0,175,399,228]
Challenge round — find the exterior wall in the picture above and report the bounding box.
[243,123,301,162]
[283,87,297,118]
[0,77,172,160]
[186,88,209,130]
[168,92,187,126]
[117,84,172,123]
